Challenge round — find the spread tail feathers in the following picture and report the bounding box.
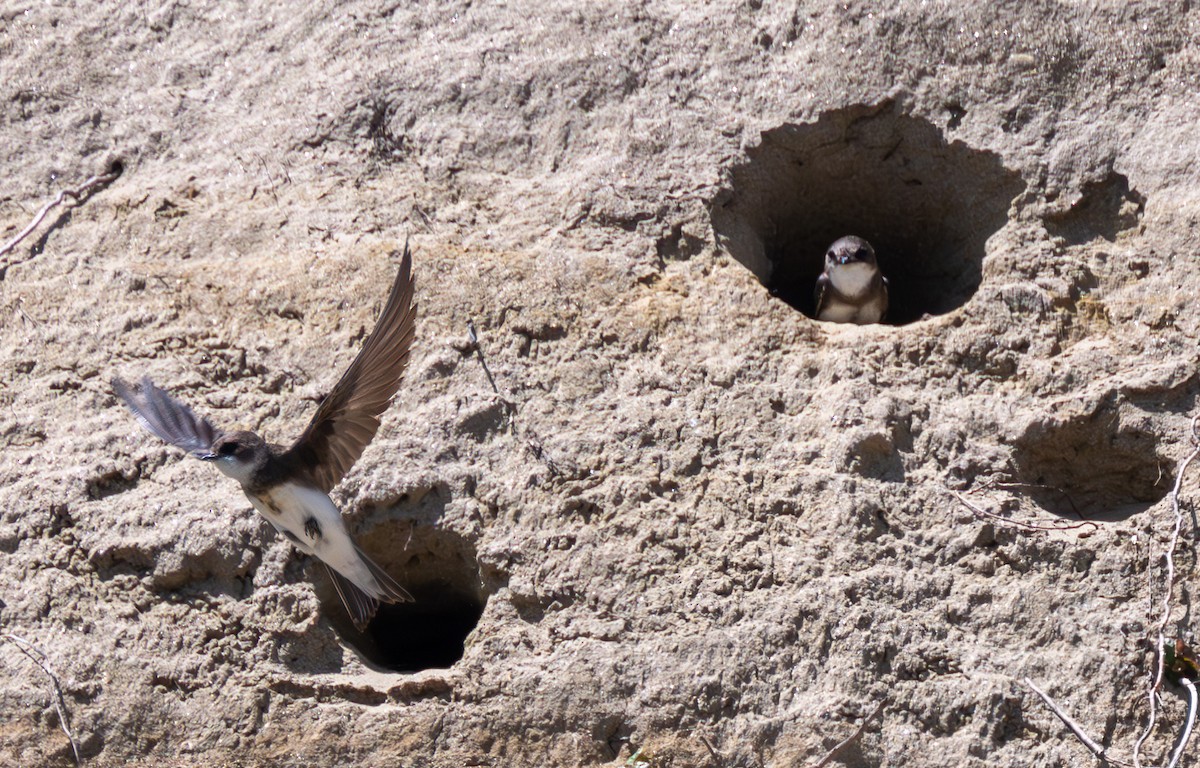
[326,564,379,630]
[325,548,413,630]
[360,545,414,604]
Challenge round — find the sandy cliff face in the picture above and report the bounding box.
[2,1,1199,766]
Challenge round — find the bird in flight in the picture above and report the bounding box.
[114,245,418,630]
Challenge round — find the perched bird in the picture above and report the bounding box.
[114,245,418,630]
[814,235,889,324]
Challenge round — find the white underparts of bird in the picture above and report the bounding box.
[114,244,418,630]
[814,235,889,325]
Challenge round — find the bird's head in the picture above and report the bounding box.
[824,236,881,296]
[202,430,268,484]
[825,236,878,269]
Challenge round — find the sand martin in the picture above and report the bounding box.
[114,245,417,630]
[814,236,889,324]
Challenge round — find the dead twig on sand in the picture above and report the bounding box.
[949,488,1099,534]
[466,319,502,398]
[698,733,724,767]
[466,319,566,477]
[1134,415,1200,768]
[0,165,122,260]
[1,632,81,765]
[1024,678,1119,764]
[808,700,885,768]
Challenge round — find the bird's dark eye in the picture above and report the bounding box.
[855,248,868,259]
[826,250,836,259]
[219,442,237,456]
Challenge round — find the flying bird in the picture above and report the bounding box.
[114,245,417,630]
[814,235,889,324]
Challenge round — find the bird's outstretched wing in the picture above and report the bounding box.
[113,377,221,458]
[282,244,417,493]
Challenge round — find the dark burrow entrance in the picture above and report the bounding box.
[313,523,486,672]
[710,101,1025,325]
[1011,404,1175,520]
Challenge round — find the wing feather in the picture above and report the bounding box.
[113,377,221,458]
[814,272,832,318]
[282,244,417,492]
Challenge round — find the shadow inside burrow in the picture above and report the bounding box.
[711,101,1025,325]
[1011,404,1179,521]
[309,520,487,673]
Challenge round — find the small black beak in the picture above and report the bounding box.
[199,453,218,462]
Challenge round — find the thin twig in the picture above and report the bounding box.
[1024,677,1110,761]
[465,319,566,476]
[809,700,885,768]
[975,479,1084,519]
[466,319,501,396]
[1168,677,1197,768]
[949,489,1100,534]
[0,167,121,258]
[1134,415,1200,768]
[2,633,82,765]
[16,297,40,328]
[698,733,724,767]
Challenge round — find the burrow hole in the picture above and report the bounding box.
[1044,171,1145,245]
[313,522,486,672]
[1012,404,1175,520]
[711,101,1025,325]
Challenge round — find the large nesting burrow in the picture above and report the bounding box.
[1012,405,1175,520]
[312,523,486,672]
[711,102,1025,325]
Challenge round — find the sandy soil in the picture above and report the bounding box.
[3,1,1200,766]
